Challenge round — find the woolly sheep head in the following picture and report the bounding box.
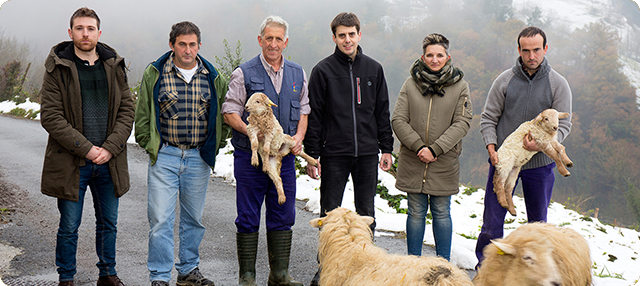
[534,109,569,135]
[245,92,277,115]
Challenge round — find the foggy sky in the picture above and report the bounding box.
[0,0,372,83]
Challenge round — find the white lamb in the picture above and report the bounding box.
[493,108,572,216]
[245,92,317,205]
[309,207,473,286]
[474,222,592,286]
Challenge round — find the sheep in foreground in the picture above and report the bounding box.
[494,108,572,216]
[245,92,317,205]
[474,222,592,286]
[309,207,473,286]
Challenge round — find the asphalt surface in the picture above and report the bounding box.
[0,115,443,286]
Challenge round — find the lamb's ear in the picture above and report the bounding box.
[491,240,516,255]
[361,216,375,226]
[267,98,278,107]
[309,218,324,228]
[533,113,544,124]
[558,112,570,119]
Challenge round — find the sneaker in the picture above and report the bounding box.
[151,281,169,286]
[176,268,214,286]
[97,275,125,286]
[58,281,75,286]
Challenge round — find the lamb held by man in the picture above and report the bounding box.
[245,92,317,205]
[474,222,592,286]
[493,108,572,216]
[309,207,473,286]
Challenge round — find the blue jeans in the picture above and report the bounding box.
[56,160,119,281]
[406,193,452,260]
[475,162,556,268]
[319,155,378,230]
[234,149,296,233]
[147,144,211,282]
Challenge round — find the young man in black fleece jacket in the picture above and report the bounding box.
[304,11,394,229]
[304,13,394,285]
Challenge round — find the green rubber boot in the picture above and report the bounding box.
[237,232,258,286]
[266,230,303,286]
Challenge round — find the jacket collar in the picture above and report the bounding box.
[333,45,363,63]
[45,41,120,73]
[515,56,550,80]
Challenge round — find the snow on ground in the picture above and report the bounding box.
[2,101,639,284]
[212,140,640,285]
[0,99,40,120]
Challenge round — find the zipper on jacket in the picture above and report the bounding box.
[423,96,434,183]
[356,77,361,105]
[350,60,358,156]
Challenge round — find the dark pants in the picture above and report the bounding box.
[234,149,297,233]
[319,155,378,230]
[56,160,118,281]
[475,162,556,267]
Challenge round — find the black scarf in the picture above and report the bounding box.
[411,58,464,97]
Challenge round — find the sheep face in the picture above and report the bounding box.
[245,92,277,115]
[494,239,561,286]
[534,109,569,135]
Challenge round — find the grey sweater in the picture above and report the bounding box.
[480,57,572,170]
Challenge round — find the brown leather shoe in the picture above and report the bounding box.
[58,281,75,286]
[97,275,125,286]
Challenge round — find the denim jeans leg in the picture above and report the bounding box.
[318,156,352,217]
[175,148,210,276]
[147,145,180,282]
[88,162,119,276]
[56,166,89,282]
[406,193,429,256]
[430,195,452,261]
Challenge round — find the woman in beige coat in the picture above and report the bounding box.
[391,33,472,261]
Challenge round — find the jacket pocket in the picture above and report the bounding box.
[249,77,264,92]
[158,91,179,119]
[290,100,300,121]
[197,92,211,120]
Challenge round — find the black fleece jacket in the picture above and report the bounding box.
[304,46,394,158]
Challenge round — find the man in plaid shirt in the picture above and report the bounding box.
[135,21,228,286]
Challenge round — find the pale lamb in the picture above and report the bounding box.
[245,92,317,205]
[474,222,592,286]
[309,207,473,286]
[494,108,572,216]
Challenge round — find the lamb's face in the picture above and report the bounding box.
[245,92,276,115]
[535,109,568,135]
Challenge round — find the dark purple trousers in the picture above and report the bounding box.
[474,162,556,268]
[234,149,297,233]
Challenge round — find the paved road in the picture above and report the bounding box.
[0,115,438,286]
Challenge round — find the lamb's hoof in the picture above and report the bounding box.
[278,196,286,205]
[566,161,574,168]
[562,172,571,177]
[251,159,259,167]
[508,208,517,216]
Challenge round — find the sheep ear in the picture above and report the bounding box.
[309,218,323,228]
[267,98,278,107]
[558,112,569,119]
[492,240,516,255]
[533,113,544,124]
[361,216,375,226]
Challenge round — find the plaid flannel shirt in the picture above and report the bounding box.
[158,55,211,148]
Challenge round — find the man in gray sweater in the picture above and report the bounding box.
[475,26,572,267]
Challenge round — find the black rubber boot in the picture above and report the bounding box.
[237,232,258,286]
[266,230,303,286]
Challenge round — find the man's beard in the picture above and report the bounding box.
[73,38,97,52]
